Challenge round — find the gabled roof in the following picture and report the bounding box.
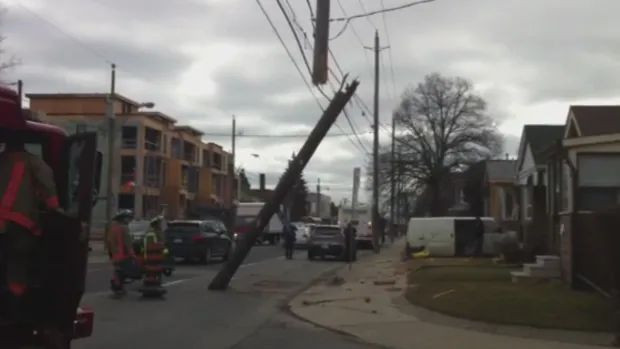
[485,160,516,183]
[517,125,564,168]
[566,105,620,138]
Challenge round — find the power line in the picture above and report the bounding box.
[357,0,377,29]
[255,0,325,113]
[279,0,369,155]
[17,3,113,65]
[380,0,398,100]
[202,131,372,138]
[331,0,436,40]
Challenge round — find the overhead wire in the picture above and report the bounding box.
[330,0,436,40]
[201,131,372,138]
[380,0,398,101]
[16,3,113,65]
[279,0,370,154]
[255,0,325,113]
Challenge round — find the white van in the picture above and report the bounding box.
[406,217,499,257]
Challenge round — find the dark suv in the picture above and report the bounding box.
[166,220,233,264]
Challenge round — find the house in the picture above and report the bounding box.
[482,160,518,230]
[546,105,620,292]
[515,125,565,254]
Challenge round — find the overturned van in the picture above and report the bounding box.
[406,217,501,257]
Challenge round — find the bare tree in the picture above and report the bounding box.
[390,73,502,215]
[0,7,19,80]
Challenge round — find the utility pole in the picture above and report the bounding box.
[232,115,237,202]
[390,114,396,242]
[350,167,361,270]
[366,30,388,253]
[17,80,23,108]
[105,63,117,232]
[209,80,359,290]
[312,0,330,85]
[316,177,321,218]
[396,151,401,236]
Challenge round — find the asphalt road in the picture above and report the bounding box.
[84,243,284,294]
[75,245,378,349]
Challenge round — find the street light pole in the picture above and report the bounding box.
[105,63,117,232]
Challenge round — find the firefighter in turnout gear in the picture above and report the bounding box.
[106,210,137,296]
[138,216,167,297]
[0,133,60,321]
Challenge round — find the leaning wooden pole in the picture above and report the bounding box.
[209,80,360,290]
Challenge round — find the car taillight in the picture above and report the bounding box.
[73,307,94,339]
[192,234,207,242]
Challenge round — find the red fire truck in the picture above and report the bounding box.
[0,86,97,348]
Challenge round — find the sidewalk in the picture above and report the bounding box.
[88,240,108,263]
[289,239,615,349]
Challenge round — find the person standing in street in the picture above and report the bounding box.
[0,133,60,321]
[344,222,357,262]
[106,210,137,296]
[474,216,485,256]
[283,222,297,260]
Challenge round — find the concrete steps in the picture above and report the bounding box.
[511,255,560,283]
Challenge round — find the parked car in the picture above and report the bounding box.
[166,220,233,264]
[307,225,355,261]
[291,221,311,248]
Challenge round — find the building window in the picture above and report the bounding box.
[577,154,620,211]
[171,138,182,159]
[121,126,137,149]
[202,150,210,168]
[121,156,136,186]
[122,102,132,114]
[144,127,162,152]
[561,162,570,211]
[144,156,163,188]
[213,153,222,170]
[163,135,168,154]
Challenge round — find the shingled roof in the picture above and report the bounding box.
[568,105,620,138]
[517,125,565,167]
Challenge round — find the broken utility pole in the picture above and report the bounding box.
[209,80,360,290]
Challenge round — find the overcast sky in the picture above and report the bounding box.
[4,0,620,202]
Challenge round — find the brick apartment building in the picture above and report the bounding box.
[27,93,235,231]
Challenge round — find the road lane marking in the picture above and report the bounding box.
[162,279,188,287]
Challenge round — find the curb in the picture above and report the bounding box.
[283,248,398,349]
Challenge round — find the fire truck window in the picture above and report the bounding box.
[24,143,43,157]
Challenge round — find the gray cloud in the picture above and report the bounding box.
[5,0,620,201]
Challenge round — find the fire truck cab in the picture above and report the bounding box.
[0,86,98,347]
